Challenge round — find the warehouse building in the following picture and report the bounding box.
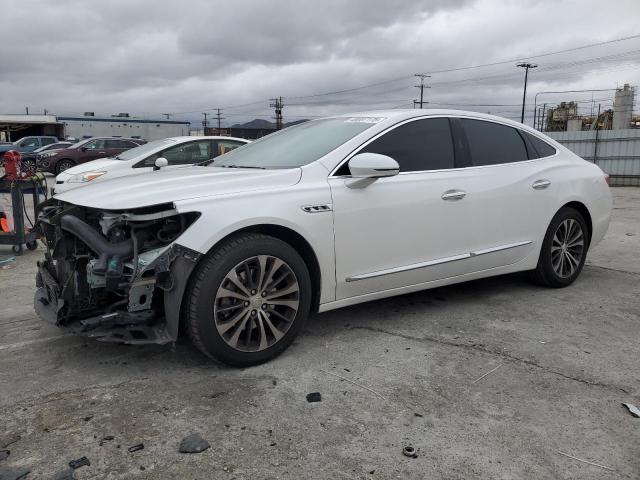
[58,113,190,141]
[0,112,190,143]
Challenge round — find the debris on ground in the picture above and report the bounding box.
[414,413,423,418]
[0,450,9,462]
[306,392,322,403]
[128,444,144,453]
[557,451,615,471]
[622,403,640,418]
[402,446,418,458]
[68,456,90,469]
[0,434,20,449]
[98,435,114,446]
[319,369,385,399]
[178,433,210,454]
[0,466,30,480]
[52,468,76,480]
[471,364,503,384]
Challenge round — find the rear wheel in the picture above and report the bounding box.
[186,233,311,366]
[530,207,589,287]
[55,159,75,174]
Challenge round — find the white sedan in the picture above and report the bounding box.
[53,136,249,193]
[36,110,611,366]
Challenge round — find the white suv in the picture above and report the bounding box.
[35,110,611,366]
[53,136,249,194]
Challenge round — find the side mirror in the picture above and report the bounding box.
[80,146,88,152]
[348,153,399,179]
[154,157,168,170]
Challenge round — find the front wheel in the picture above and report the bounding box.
[530,207,589,287]
[186,233,311,366]
[55,159,75,174]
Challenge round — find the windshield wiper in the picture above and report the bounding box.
[218,164,266,170]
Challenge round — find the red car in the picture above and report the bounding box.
[37,137,146,174]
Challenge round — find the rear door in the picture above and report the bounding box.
[454,117,558,271]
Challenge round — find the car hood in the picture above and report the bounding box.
[62,158,121,175]
[55,167,302,210]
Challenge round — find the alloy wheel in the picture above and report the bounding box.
[213,255,300,352]
[551,218,584,278]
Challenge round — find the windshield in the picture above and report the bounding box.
[212,118,381,169]
[114,138,178,160]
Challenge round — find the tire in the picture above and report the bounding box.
[530,207,589,288]
[186,233,312,366]
[26,241,38,251]
[55,159,75,174]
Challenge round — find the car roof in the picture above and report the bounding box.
[167,136,249,143]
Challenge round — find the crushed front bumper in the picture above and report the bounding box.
[34,244,201,345]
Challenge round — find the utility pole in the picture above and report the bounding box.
[202,112,209,133]
[516,62,537,123]
[413,74,431,109]
[270,97,284,130]
[214,108,225,131]
[25,106,29,115]
[162,113,172,120]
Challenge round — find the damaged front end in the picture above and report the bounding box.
[34,199,201,344]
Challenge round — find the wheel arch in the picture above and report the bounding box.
[561,201,593,246]
[182,223,323,317]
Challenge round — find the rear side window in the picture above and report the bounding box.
[105,139,123,149]
[360,118,455,172]
[461,119,528,166]
[522,132,556,159]
[41,138,56,145]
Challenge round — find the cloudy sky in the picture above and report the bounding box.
[1,0,639,127]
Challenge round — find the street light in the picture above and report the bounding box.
[517,62,537,124]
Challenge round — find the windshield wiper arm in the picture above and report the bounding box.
[218,164,266,169]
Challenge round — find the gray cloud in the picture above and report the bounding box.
[0,0,639,126]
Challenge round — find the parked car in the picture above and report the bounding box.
[37,137,146,174]
[53,136,249,194]
[0,136,59,160]
[17,142,73,171]
[35,110,612,366]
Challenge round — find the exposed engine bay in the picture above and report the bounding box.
[34,199,201,343]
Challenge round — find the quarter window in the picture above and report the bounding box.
[216,140,244,157]
[522,132,556,159]
[461,119,528,166]
[359,118,455,172]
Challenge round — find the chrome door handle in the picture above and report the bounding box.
[532,179,551,190]
[441,189,466,201]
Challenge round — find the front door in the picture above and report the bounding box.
[329,117,475,300]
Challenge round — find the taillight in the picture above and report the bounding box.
[604,174,611,186]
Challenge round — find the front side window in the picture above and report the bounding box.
[85,139,106,150]
[20,138,39,148]
[144,140,212,166]
[461,119,528,166]
[213,118,378,169]
[359,118,455,172]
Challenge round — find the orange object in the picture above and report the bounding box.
[0,216,9,233]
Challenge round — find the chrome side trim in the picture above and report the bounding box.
[471,240,532,256]
[345,240,532,282]
[301,204,333,213]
